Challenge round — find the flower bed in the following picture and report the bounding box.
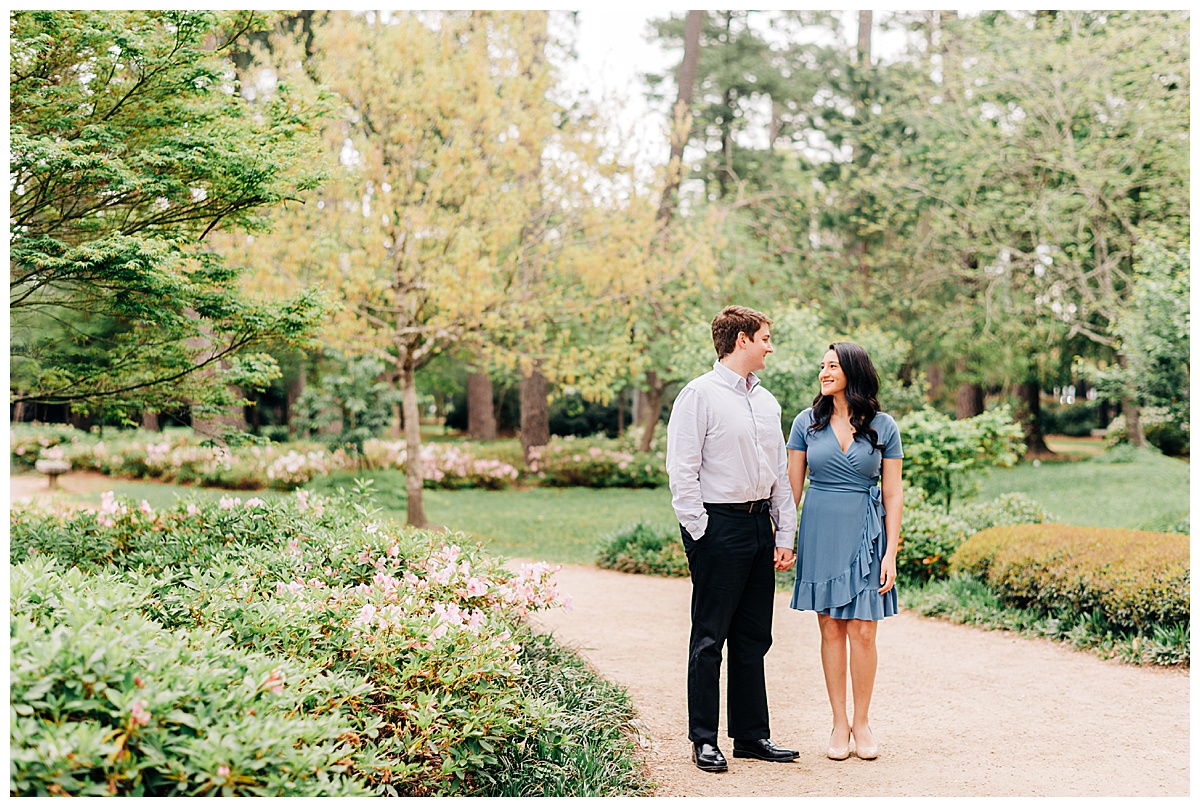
[949,523,1189,631]
[529,436,666,488]
[8,491,649,796]
[361,439,520,490]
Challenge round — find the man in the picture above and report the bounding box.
[666,305,799,773]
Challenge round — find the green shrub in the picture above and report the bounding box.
[10,560,369,797]
[897,406,1025,510]
[1040,399,1100,437]
[956,492,1052,535]
[1104,409,1190,457]
[596,522,688,577]
[950,523,1189,632]
[8,491,648,796]
[895,488,1048,585]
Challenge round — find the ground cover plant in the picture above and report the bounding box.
[904,575,1189,667]
[9,488,650,796]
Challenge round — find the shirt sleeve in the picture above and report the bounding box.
[786,409,810,451]
[769,414,797,549]
[665,385,709,540]
[882,413,904,459]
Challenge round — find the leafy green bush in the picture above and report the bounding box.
[10,560,369,797]
[596,522,688,577]
[950,523,1189,632]
[530,436,666,488]
[1104,409,1190,457]
[1040,399,1100,437]
[897,405,1025,510]
[896,489,1049,584]
[9,491,647,796]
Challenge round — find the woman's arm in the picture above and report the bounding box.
[878,457,903,594]
[787,449,808,508]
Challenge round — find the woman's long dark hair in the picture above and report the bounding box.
[808,342,884,453]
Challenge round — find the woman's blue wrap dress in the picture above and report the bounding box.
[786,408,903,621]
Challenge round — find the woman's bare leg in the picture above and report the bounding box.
[847,618,879,752]
[818,614,851,750]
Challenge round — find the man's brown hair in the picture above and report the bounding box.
[711,305,772,359]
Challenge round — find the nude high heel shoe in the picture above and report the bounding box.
[827,728,851,760]
[851,726,878,760]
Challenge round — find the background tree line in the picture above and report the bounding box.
[11,9,1189,526]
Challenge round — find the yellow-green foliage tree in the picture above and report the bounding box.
[224,11,565,526]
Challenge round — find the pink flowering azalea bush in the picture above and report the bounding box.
[8,489,638,796]
[529,435,667,488]
[11,425,345,490]
[362,439,521,490]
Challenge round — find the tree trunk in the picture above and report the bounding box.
[925,364,944,403]
[857,11,873,67]
[954,359,983,418]
[616,386,626,436]
[656,10,703,224]
[466,371,497,440]
[286,358,306,435]
[398,354,426,528]
[955,383,985,419]
[519,365,550,462]
[938,10,959,101]
[141,411,160,431]
[1015,377,1053,457]
[1116,355,1147,448]
[638,371,668,452]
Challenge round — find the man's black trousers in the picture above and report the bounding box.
[680,505,776,746]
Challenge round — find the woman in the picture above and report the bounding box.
[784,342,903,761]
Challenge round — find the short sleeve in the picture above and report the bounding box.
[880,413,903,459]
[787,409,812,451]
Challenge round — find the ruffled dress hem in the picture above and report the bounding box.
[789,501,898,621]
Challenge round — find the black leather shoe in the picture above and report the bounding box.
[732,738,799,762]
[692,743,728,772]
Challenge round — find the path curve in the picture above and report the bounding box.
[528,563,1189,797]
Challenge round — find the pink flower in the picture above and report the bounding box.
[219,496,240,510]
[387,543,399,557]
[244,497,265,508]
[186,503,199,516]
[130,701,151,726]
[139,500,155,516]
[295,490,309,510]
[466,577,489,597]
[217,765,231,778]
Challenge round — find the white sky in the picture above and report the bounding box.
[560,8,921,176]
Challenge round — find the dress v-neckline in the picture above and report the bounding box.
[832,425,855,455]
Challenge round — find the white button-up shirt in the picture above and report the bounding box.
[665,361,797,548]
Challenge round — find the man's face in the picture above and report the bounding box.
[740,325,774,372]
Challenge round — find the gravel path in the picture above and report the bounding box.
[528,563,1189,797]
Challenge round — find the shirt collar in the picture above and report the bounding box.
[713,360,760,392]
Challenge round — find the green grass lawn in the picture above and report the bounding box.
[968,448,1189,530]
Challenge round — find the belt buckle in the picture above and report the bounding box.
[750,500,766,514]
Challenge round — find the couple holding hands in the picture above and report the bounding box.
[666,305,904,772]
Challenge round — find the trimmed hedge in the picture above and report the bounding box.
[950,524,1189,631]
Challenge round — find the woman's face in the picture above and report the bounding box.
[819,349,848,398]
